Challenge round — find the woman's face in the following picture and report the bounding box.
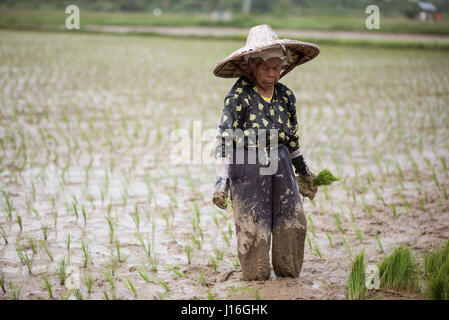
[254,57,282,89]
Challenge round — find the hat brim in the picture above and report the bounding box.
[213,39,320,78]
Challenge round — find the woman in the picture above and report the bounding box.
[212,25,320,281]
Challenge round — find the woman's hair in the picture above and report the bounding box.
[247,57,264,76]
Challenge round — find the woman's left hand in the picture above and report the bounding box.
[212,177,230,209]
[296,172,318,200]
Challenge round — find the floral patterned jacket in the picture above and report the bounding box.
[215,76,301,161]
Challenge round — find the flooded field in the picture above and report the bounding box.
[0,30,448,300]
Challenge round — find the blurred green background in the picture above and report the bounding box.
[1,0,449,35]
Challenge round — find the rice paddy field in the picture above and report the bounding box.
[0,29,448,300]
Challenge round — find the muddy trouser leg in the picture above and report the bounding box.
[229,148,272,281]
[271,145,307,278]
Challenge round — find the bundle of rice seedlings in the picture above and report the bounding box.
[424,239,449,300]
[378,246,420,293]
[428,259,449,300]
[313,169,340,187]
[347,250,367,300]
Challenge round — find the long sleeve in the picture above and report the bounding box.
[284,89,300,154]
[284,88,312,176]
[215,91,246,161]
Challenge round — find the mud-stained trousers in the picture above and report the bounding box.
[229,144,307,281]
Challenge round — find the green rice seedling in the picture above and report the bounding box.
[15,242,25,263]
[32,207,40,218]
[193,201,200,223]
[25,234,38,255]
[58,257,67,285]
[103,288,116,300]
[397,190,410,213]
[8,281,22,300]
[114,239,127,263]
[314,244,323,259]
[167,228,178,244]
[130,203,140,232]
[149,253,159,272]
[325,231,333,248]
[106,217,114,244]
[198,268,206,286]
[73,288,83,300]
[190,234,202,250]
[374,233,384,253]
[184,244,192,264]
[66,233,71,252]
[342,236,351,257]
[166,265,184,277]
[212,214,219,228]
[411,160,422,185]
[307,234,312,250]
[81,239,90,268]
[222,231,230,247]
[2,190,14,222]
[333,214,345,234]
[136,232,151,257]
[354,226,364,244]
[82,206,87,226]
[424,157,441,191]
[0,269,6,293]
[72,200,79,221]
[198,225,204,242]
[42,275,54,299]
[349,206,355,222]
[254,288,261,300]
[228,223,233,238]
[207,289,215,300]
[103,271,116,290]
[313,169,340,186]
[53,210,58,231]
[395,162,404,187]
[232,255,240,269]
[26,199,33,214]
[378,246,420,293]
[122,277,138,299]
[168,191,178,208]
[0,224,8,244]
[137,265,151,283]
[161,211,171,230]
[372,187,386,206]
[363,202,373,216]
[155,276,170,292]
[427,259,449,300]
[213,242,224,261]
[41,223,50,241]
[121,188,128,208]
[16,214,22,231]
[391,203,397,217]
[60,290,71,300]
[210,256,218,272]
[347,250,367,300]
[84,272,93,294]
[307,215,316,237]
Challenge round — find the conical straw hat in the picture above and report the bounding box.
[213,24,320,79]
